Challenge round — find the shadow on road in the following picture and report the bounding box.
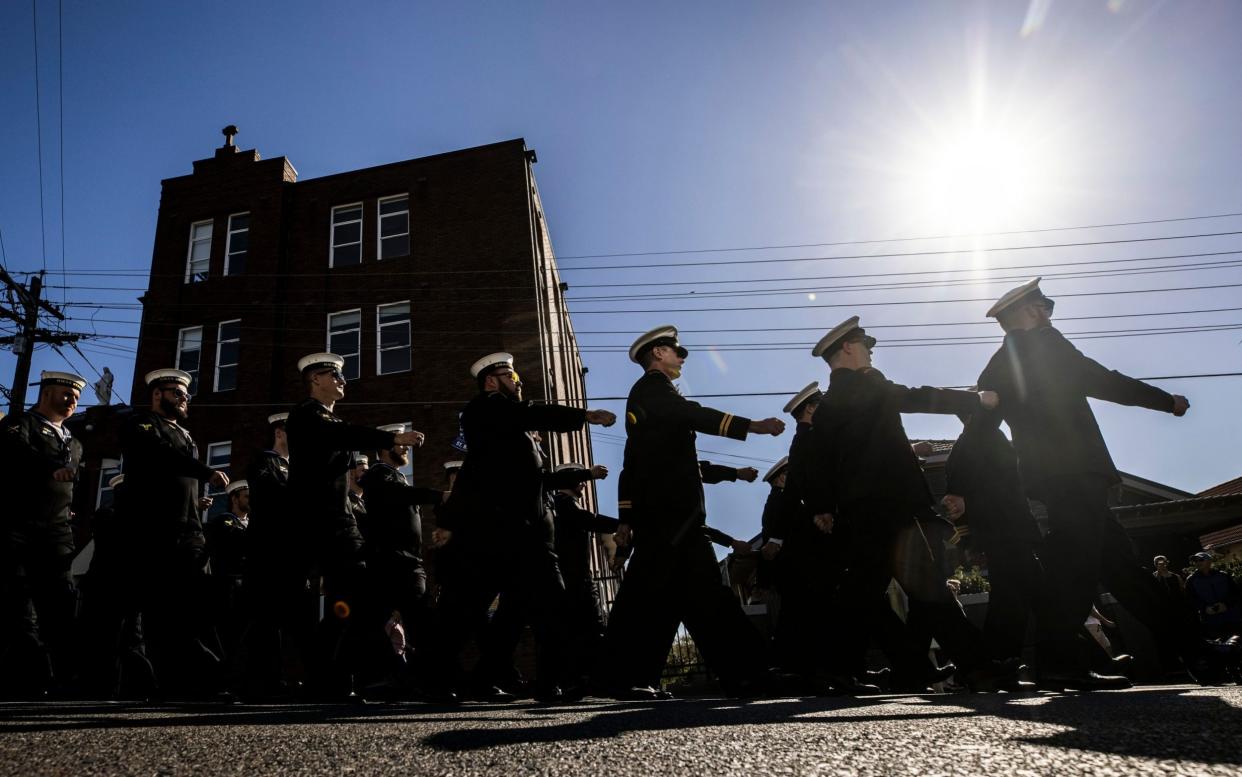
[1,687,1239,765]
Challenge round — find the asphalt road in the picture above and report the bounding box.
[1,685,1239,776]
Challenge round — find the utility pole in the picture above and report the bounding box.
[0,269,81,415]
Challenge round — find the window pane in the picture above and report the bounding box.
[228,230,249,253]
[218,342,239,365]
[329,311,360,331]
[378,303,409,325]
[379,197,407,215]
[334,243,361,266]
[333,206,362,224]
[380,213,408,238]
[193,223,213,240]
[380,348,410,375]
[191,240,211,261]
[380,324,409,350]
[343,354,359,381]
[334,222,361,245]
[381,235,408,260]
[219,321,241,340]
[328,333,355,355]
[217,365,237,393]
[230,213,250,231]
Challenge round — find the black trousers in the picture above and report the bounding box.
[309,557,374,695]
[771,534,840,676]
[0,543,76,695]
[977,540,1045,661]
[1037,474,1195,672]
[833,507,987,677]
[603,534,766,692]
[241,568,316,693]
[137,558,223,697]
[428,537,566,694]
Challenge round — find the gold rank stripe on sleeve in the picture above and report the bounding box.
[717,413,734,437]
[617,500,632,508]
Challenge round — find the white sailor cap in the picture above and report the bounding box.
[555,462,588,472]
[986,277,1054,318]
[108,474,125,488]
[377,423,405,434]
[783,381,821,415]
[442,460,464,471]
[763,456,790,483]
[267,412,289,425]
[349,452,369,467]
[225,480,249,495]
[145,368,193,388]
[297,352,345,375]
[811,316,875,361]
[35,371,87,391]
[629,324,688,364]
[469,352,515,379]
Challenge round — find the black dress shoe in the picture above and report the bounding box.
[465,684,515,702]
[1038,670,1132,691]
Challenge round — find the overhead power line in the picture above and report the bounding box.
[38,247,1242,295]
[31,0,48,273]
[554,211,1242,261]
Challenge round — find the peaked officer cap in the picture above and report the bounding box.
[469,352,514,379]
[225,479,249,495]
[298,352,345,374]
[349,452,369,467]
[377,423,405,434]
[763,456,790,483]
[145,368,192,388]
[267,412,289,425]
[812,316,875,361]
[986,277,1054,318]
[35,371,87,391]
[108,474,125,488]
[629,325,688,364]
[442,460,464,471]
[783,381,821,415]
[555,462,588,472]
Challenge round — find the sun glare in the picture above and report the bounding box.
[897,123,1056,234]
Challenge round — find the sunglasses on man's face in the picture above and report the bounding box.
[162,388,191,401]
[316,368,346,383]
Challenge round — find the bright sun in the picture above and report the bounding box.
[897,123,1055,233]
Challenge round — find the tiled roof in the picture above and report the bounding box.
[1112,492,1242,518]
[1200,523,1242,550]
[1199,476,1242,498]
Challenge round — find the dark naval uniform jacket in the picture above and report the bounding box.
[806,367,982,520]
[440,391,586,548]
[976,325,1175,497]
[552,491,618,594]
[205,512,248,579]
[617,370,750,546]
[285,398,396,568]
[944,411,1042,551]
[0,411,83,561]
[244,450,295,578]
[119,410,216,568]
[357,462,442,570]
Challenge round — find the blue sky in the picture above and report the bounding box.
[2,1,1240,545]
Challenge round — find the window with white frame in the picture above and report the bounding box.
[215,319,241,392]
[328,309,362,380]
[205,442,232,520]
[224,213,249,275]
[176,326,203,394]
[377,195,409,260]
[186,220,212,282]
[377,302,411,375]
[331,203,363,267]
[96,458,122,510]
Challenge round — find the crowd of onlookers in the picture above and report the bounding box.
[1153,552,1242,641]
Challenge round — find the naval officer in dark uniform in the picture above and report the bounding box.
[430,352,615,701]
[607,325,785,697]
[358,423,444,660]
[0,371,86,696]
[976,277,1203,687]
[119,368,230,698]
[805,317,1006,690]
[285,353,425,698]
[205,479,249,680]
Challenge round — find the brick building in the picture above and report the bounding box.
[69,132,612,592]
